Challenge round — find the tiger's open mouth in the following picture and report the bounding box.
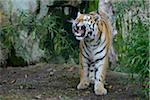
[74,29,86,40]
[74,29,85,37]
[73,25,86,40]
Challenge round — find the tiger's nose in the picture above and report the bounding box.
[81,25,86,30]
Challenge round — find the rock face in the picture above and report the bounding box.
[0,0,81,66]
[1,0,36,14]
[0,0,45,66]
[14,30,45,64]
[0,0,82,20]
[98,0,118,68]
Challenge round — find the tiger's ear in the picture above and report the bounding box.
[94,14,101,22]
[67,19,75,23]
[77,12,81,16]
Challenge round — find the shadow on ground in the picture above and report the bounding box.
[0,63,142,100]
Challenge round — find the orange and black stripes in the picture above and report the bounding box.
[72,11,112,93]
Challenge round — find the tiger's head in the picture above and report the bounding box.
[70,12,101,40]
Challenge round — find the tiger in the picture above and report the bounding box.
[70,11,113,95]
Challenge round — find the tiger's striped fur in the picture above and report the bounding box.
[71,11,112,95]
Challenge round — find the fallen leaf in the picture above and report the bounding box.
[2,80,7,84]
[10,79,16,84]
[25,74,28,78]
[49,72,54,76]
[109,85,113,89]
[118,89,122,92]
[34,94,42,99]
[20,85,23,89]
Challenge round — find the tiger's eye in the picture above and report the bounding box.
[76,26,79,30]
[76,23,79,30]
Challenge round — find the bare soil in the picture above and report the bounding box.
[0,63,143,100]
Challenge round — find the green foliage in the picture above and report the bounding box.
[127,21,148,76]
[0,12,44,64]
[113,0,149,98]
[0,12,78,64]
[127,21,149,98]
[87,0,99,12]
[35,14,78,61]
[0,22,17,49]
[114,19,149,99]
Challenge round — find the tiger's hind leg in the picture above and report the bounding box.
[77,66,90,89]
[94,57,108,95]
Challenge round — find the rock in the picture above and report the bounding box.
[37,0,52,19]
[49,56,65,64]
[15,30,45,64]
[0,0,37,15]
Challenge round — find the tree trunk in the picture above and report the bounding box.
[98,0,118,68]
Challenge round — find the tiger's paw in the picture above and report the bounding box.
[94,82,107,95]
[77,80,90,90]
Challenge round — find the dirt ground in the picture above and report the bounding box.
[0,63,143,100]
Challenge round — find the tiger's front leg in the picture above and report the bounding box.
[77,67,90,89]
[94,57,108,95]
[77,53,90,89]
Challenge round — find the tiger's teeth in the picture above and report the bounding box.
[76,37,83,40]
[75,33,81,36]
